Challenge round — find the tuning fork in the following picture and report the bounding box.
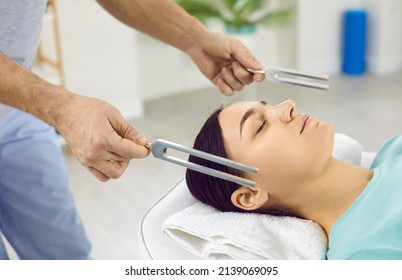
[248,66,330,90]
[148,139,258,188]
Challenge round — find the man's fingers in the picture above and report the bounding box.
[120,123,147,146]
[217,78,234,96]
[107,135,150,159]
[89,160,130,181]
[253,73,265,82]
[107,115,150,159]
[232,62,253,85]
[221,66,244,92]
[88,166,110,182]
[108,111,148,146]
[122,138,150,158]
[106,151,131,162]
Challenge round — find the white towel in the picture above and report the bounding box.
[163,202,328,259]
[162,133,362,260]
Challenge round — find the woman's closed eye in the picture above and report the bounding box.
[256,120,266,135]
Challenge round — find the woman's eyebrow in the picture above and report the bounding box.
[240,108,256,138]
[239,101,267,138]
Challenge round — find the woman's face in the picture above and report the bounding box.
[218,100,335,197]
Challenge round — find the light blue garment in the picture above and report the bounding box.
[327,135,402,260]
[0,0,91,259]
[0,110,91,259]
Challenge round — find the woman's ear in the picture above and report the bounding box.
[231,186,269,211]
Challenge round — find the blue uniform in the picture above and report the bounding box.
[0,0,91,259]
[328,136,402,259]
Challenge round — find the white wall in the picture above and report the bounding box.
[137,34,213,102]
[137,21,292,102]
[296,0,363,74]
[364,0,402,75]
[57,0,143,119]
[297,0,402,75]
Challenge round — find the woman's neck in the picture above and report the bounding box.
[294,158,374,236]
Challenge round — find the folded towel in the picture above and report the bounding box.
[162,133,362,260]
[163,202,328,259]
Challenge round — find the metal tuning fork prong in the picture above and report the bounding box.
[248,66,330,91]
[149,139,258,188]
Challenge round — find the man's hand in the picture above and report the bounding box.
[186,31,266,96]
[56,94,150,181]
[0,52,149,182]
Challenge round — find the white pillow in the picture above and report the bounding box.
[333,133,362,165]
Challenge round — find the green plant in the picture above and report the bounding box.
[176,0,294,30]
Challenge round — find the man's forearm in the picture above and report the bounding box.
[96,0,207,53]
[0,52,73,127]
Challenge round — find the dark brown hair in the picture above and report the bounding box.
[185,107,245,212]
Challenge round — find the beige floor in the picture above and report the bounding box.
[64,70,402,259]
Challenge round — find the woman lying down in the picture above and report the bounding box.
[185,100,402,260]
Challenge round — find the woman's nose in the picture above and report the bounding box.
[278,100,297,122]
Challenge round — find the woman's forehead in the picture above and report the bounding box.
[219,100,269,124]
[221,100,258,116]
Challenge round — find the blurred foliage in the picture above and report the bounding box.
[175,0,294,29]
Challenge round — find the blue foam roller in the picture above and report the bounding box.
[342,10,367,75]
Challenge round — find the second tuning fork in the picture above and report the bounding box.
[248,66,330,91]
[149,139,258,188]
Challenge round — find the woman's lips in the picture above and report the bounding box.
[300,115,311,134]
